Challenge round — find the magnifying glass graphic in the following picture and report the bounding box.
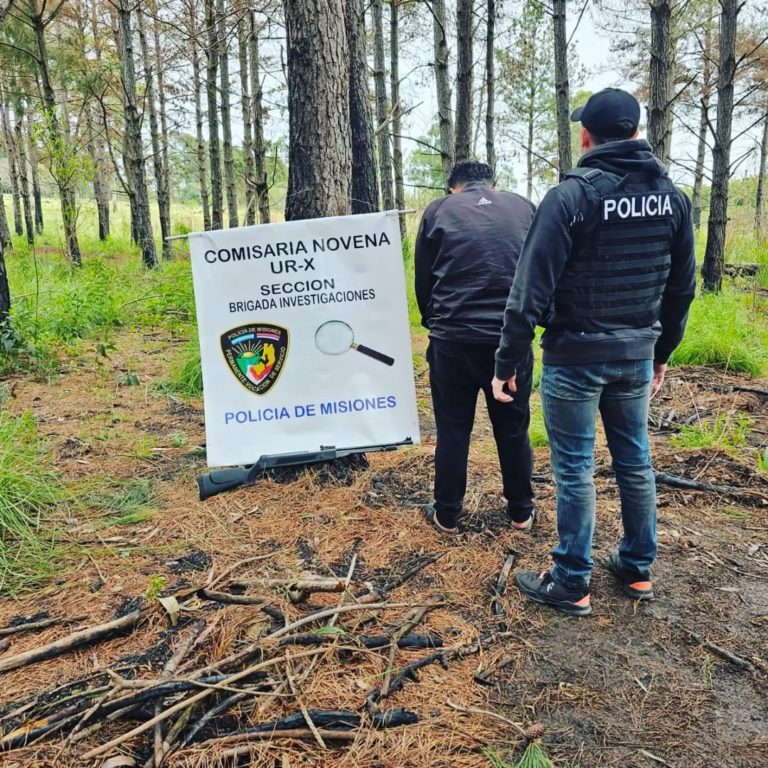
[314,320,395,366]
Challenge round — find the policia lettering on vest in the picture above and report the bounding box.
[491,88,696,617]
[603,192,673,221]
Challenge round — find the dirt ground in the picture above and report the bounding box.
[0,330,766,768]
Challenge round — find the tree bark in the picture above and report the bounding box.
[485,0,496,176]
[390,0,404,231]
[432,0,455,184]
[692,0,714,230]
[249,9,270,224]
[152,0,171,229]
[27,116,43,234]
[455,0,473,162]
[701,0,739,293]
[237,3,256,225]
[205,0,223,229]
[0,190,12,250]
[86,106,109,241]
[218,0,238,228]
[89,0,108,239]
[372,0,394,211]
[284,0,351,220]
[1,101,23,237]
[648,0,673,162]
[552,0,572,175]
[30,7,81,264]
[137,7,171,259]
[346,0,379,215]
[756,105,768,238]
[190,0,211,230]
[116,0,157,268]
[0,239,9,326]
[14,104,34,244]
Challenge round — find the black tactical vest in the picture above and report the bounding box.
[549,167,676,333]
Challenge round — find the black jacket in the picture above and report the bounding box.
[415,182,536,344]
[495,140,696,378]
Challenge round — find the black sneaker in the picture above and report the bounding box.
[515,570,592,616]
[423,504,459,535]
[605,552,654,600]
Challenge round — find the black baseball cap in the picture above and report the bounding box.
[570,88,640,139]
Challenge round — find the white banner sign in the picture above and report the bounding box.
[189,211,421,467]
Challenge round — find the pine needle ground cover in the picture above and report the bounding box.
[0,322,766,767]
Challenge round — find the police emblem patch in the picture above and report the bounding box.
[220,323,289,395]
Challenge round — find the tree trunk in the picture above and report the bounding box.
[390,0,404,230]
[30,10,81,264]
[205,0,223,229]
[432,0,455,184]
[284,0,351,220]
[455,0,473,162]
[137,8,171,259]
[485,0,496,176]
[116,0,157,268]
[249,9,270,224]
[552,0,572,176]
[89,0,108,239]
[14,105,34,245]
[2,101,23,237]
[27,117,43,234]
[526,90,534,200]
[217,0,238,228]
[372,0,394,211]
[237,3,256,226]
[692,0,714,230]
[346,0,379,215]
[152,0,171,227]
[701,0,739,293]
[648,0,672,162]
[190,0,211,230]
[0,190,12,250]
[86,107,109,241]
[0,240,9,326]
[755,105,768,238]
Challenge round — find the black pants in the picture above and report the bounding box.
[427,339,534,528]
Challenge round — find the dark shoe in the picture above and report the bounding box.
[510,507,536,533]
[605,552,654,600]
[423,504,459,535]
[515,570,592,616]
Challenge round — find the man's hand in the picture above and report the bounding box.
[651,362,667,396]
[492,375,517,403]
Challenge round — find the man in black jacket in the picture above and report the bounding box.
[416,160,536,534]
[492,89,696,615]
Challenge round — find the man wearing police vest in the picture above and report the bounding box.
[492,88,696,616]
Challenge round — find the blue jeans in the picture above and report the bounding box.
[540,360,656,590]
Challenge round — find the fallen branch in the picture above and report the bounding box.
[490,553,516,631]
[683,628,758,675]
[278,633,444,650]
[445,699,540,741]
[655,472,767,502]
[191,708,419,751]
[0,609,150,675]
[198,590,267,606]
[0,616,87,638]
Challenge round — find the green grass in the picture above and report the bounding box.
[81,478,157,527]
[0,412,64,594]
[668,288,768,375]
[530,396,549,448]
[484,744,555,768]
[156,340,203,397]
[670,412,753,452]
